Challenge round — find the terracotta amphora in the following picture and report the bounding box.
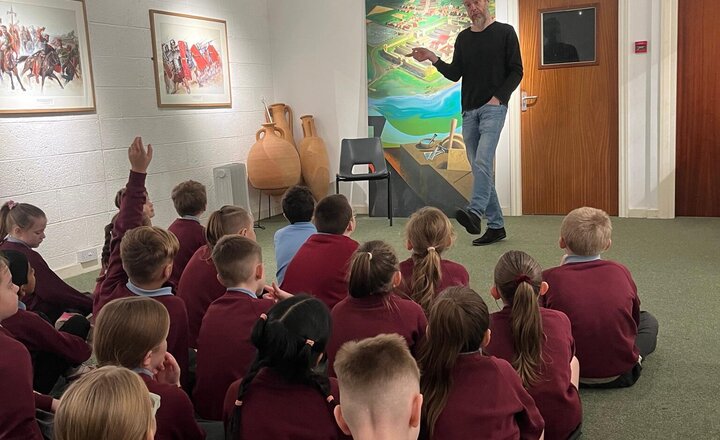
[247,122,301,195]
[266,103,296,147]
[298,115,331,201]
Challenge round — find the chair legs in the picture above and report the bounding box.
[387,173,393,226]
[335,178,339,195]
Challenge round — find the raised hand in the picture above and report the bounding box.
[263,282,293,303]
[128,136,153,174]
[407,47,439,64]
[154,352,181,387]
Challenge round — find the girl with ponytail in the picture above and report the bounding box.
[486,250,582,439]
[177,205,254,348]
[223,295,347,440]
[401,207,469,312]
[325,240,427,377]
[418,286,544,440]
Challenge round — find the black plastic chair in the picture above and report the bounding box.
[335,137,392,226]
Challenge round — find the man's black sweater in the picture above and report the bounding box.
[433,21,523,110]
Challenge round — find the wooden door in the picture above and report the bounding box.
[676,0,720,217]
[519,0,618,215]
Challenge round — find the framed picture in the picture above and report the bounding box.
[540,5,598,69]
[149,10,232,108]
[0,0,95,114]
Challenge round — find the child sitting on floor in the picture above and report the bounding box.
[168,180,207,286]
[274,185,316,285]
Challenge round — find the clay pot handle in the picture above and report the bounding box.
[274,126,286,138]
[256,124,286,141]
[285,106,294,138]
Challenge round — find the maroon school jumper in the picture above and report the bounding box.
[137,372,206,440]
[542,260,640,378]
[223,369,348,440]
[327,294,427,377]
[486,307,582,439]
[431,352,544,440]
[93,171,190,386]
[193,289,273,421]
[2,309,91,365]
[0,326,51,440]
[280,234,359,309]
[0,240,92,321]
[176,245,225,349]
[398,257,470,298]
[167,218,206,287]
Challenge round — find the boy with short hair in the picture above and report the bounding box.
[193,235,275,421]
[94,137,190,389]
[274,185,317,284]
[333,334,423,440]
[168,180,207,286]
[542,206,658,388]
[280,194,358,309]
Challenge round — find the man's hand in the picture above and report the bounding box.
[487,96,501,106]
[128,136,153,174]
[407,47,439,64]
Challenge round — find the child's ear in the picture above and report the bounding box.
[162,262,173,281]
[346,218,356,235]
[334,406,352,436]
[410,393,423,428]
[490,286,501,300]
[559,236,567,249]
[481,329,492,348]
[539,281,549,296]
[255,262,264,281]
[392,271,402,288]
[216,273,226,286]
[141,350,153,369]
[605,238,612,251]
[406,240,413,251]
[238,227,248,237]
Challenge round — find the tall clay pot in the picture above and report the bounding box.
[298,115,330,201]
[266,103,296,147]
[247,123,301,196]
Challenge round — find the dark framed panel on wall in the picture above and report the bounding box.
[539,4,598,69]
[149,10,232,108]
[0,0,96,114]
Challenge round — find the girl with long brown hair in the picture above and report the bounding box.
[486,250,582,439]
[418,286,544,440]
[400,207,469,312]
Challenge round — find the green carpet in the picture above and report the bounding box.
[67,214,720,439]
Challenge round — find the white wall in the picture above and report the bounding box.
[0,0,274,272]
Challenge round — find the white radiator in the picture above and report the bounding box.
[213,163,252,211]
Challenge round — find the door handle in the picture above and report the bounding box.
[521,91,538,112]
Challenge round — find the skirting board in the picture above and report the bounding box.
[627,209,660,219]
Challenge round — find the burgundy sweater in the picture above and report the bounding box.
[398,257,470,298]
[223,369,348,440]
[486,307,582,439]
[176,245,225,348]
[193,290,274,421]
[327,294,427,377]
[430,352,544,440]
[0,327,51,440]
[280,234,359,309]
[138,373,205,440]
[2,309,91,365]
[0,241,92,322]
[93,171,190,385]
[542,260,641,378]
[167,218,206,287]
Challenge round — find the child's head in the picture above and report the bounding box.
[405,207,456,311]
[313,194,354,235]
[282,185,315,224]
[0,256,20,320]
[560,206,612,256]
[206,205,255,248]
[0,201,47,248]
[334,334,422,439]
[54,365,156,440]
[115,188,155,220]
[94,296,170,372]
[171,180,207,217]
[120,226,179,286]
[0,250,36,299]
[348,240,400,299]
[228,295,333,437]
[490,250,547,387]
[100,213,152,273]
[211,235,263,289]
[418,286,489,436]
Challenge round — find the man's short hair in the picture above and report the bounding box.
[334,334,420,408]
[282,185,315,224]
[171,180,207,217]
[313,194,352,234]
[560,206,612,256]
[211,235,262,286]
[121,227,179,284]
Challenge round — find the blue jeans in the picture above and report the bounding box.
[462,104,508,229]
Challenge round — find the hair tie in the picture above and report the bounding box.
[427,246,436,252]
[259,313,267,321]
[326,395,335,403]
[515,274,532,284]
[367,252,373,260]
[305,338,315,347]
[234,400,243,407]
[6,200,17,210]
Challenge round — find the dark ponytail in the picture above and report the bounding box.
[227,295,334,440]
[0,201,46,239]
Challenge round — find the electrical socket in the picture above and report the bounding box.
[77,248,98,264]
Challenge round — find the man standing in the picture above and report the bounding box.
[410,0,522,245]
